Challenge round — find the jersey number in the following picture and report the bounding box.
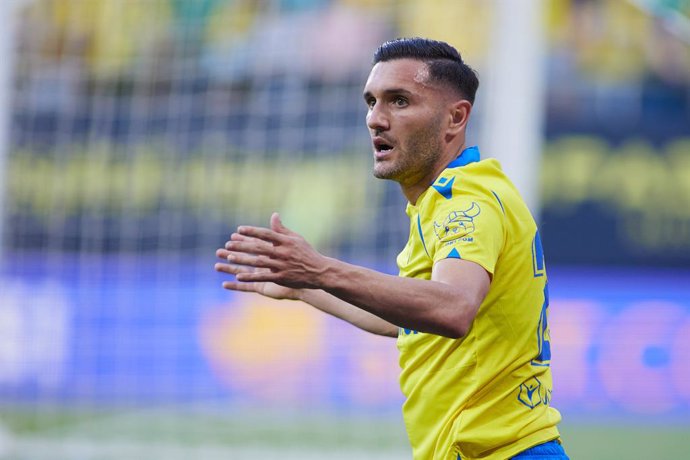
[532,284,551,366]
[531,230,551,366]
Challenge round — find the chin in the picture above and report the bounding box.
[373,166,400,181]
[374,155,408,179]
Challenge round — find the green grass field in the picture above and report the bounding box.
[1,406,689,459]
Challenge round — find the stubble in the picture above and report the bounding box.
[373,114,445,187]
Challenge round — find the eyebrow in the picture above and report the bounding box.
[363,88,414,100]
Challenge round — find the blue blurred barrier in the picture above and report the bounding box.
[1,256,689,419]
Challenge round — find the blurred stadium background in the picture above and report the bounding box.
[0,0,689,458]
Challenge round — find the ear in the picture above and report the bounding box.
[447,99,472,137]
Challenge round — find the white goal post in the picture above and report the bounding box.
[481,0,546,217]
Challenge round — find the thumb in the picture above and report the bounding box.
[270,212,291,235]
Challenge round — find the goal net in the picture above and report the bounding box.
[0,1,496,457]
[2,1,689,459]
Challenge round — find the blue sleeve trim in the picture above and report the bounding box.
[491,190,505,215]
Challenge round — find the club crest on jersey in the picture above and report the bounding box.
[517,377,543,409]
[433,202,481,242]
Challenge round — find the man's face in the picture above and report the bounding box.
[362,58,448,186]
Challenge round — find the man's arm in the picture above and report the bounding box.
[302,289,399,337]
[222,213,490,339]
[315,255,488,338]
[215,246,399,337]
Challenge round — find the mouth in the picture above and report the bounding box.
[373,137,395,157]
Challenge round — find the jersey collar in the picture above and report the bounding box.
[407,146,481,209]
[446,146,480,169]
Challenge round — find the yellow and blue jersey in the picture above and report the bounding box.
[396,146,562,460]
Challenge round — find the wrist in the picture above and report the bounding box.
[318,256,344,291]
[293,288,307,302]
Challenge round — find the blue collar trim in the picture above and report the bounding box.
[447,146,480,169]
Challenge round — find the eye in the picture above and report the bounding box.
[393,96,408,107]
[365,97,376,109]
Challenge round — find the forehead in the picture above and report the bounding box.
[364,58,434,94]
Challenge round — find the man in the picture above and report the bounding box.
[215,37,568,460]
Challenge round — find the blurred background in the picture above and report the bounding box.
[0,0,689,458]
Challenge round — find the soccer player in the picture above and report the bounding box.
[215,37,568,460]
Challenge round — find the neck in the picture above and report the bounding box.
[401,142,467,205]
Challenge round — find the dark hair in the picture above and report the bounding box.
[373,37,479,104]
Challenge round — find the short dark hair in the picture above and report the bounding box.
[373,37,479,104]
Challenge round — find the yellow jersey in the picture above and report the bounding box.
[396,146,562,460]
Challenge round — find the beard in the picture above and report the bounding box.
[373,117,444,186]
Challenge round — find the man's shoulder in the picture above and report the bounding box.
[425,159,507,207]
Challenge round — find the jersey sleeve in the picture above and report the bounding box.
[427,190,505,275]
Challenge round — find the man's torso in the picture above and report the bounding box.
[396,149,562,460]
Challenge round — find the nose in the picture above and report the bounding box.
[366,104,389,133]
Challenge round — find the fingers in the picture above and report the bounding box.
[221,280,261,293]
[225,213,295,247]
[214,261,253,276]
[216,215,297,290]
[215,260,258,291]
[236,224,287,244]
[222,233,272,249]
[217,248,259,263]
[224,236,275,257]
[216,264,280,288]
[215,260,277,290]
[216,233,282,274]
[270,212,292,235]
[229,233,263,244]
[225,251,281,270]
